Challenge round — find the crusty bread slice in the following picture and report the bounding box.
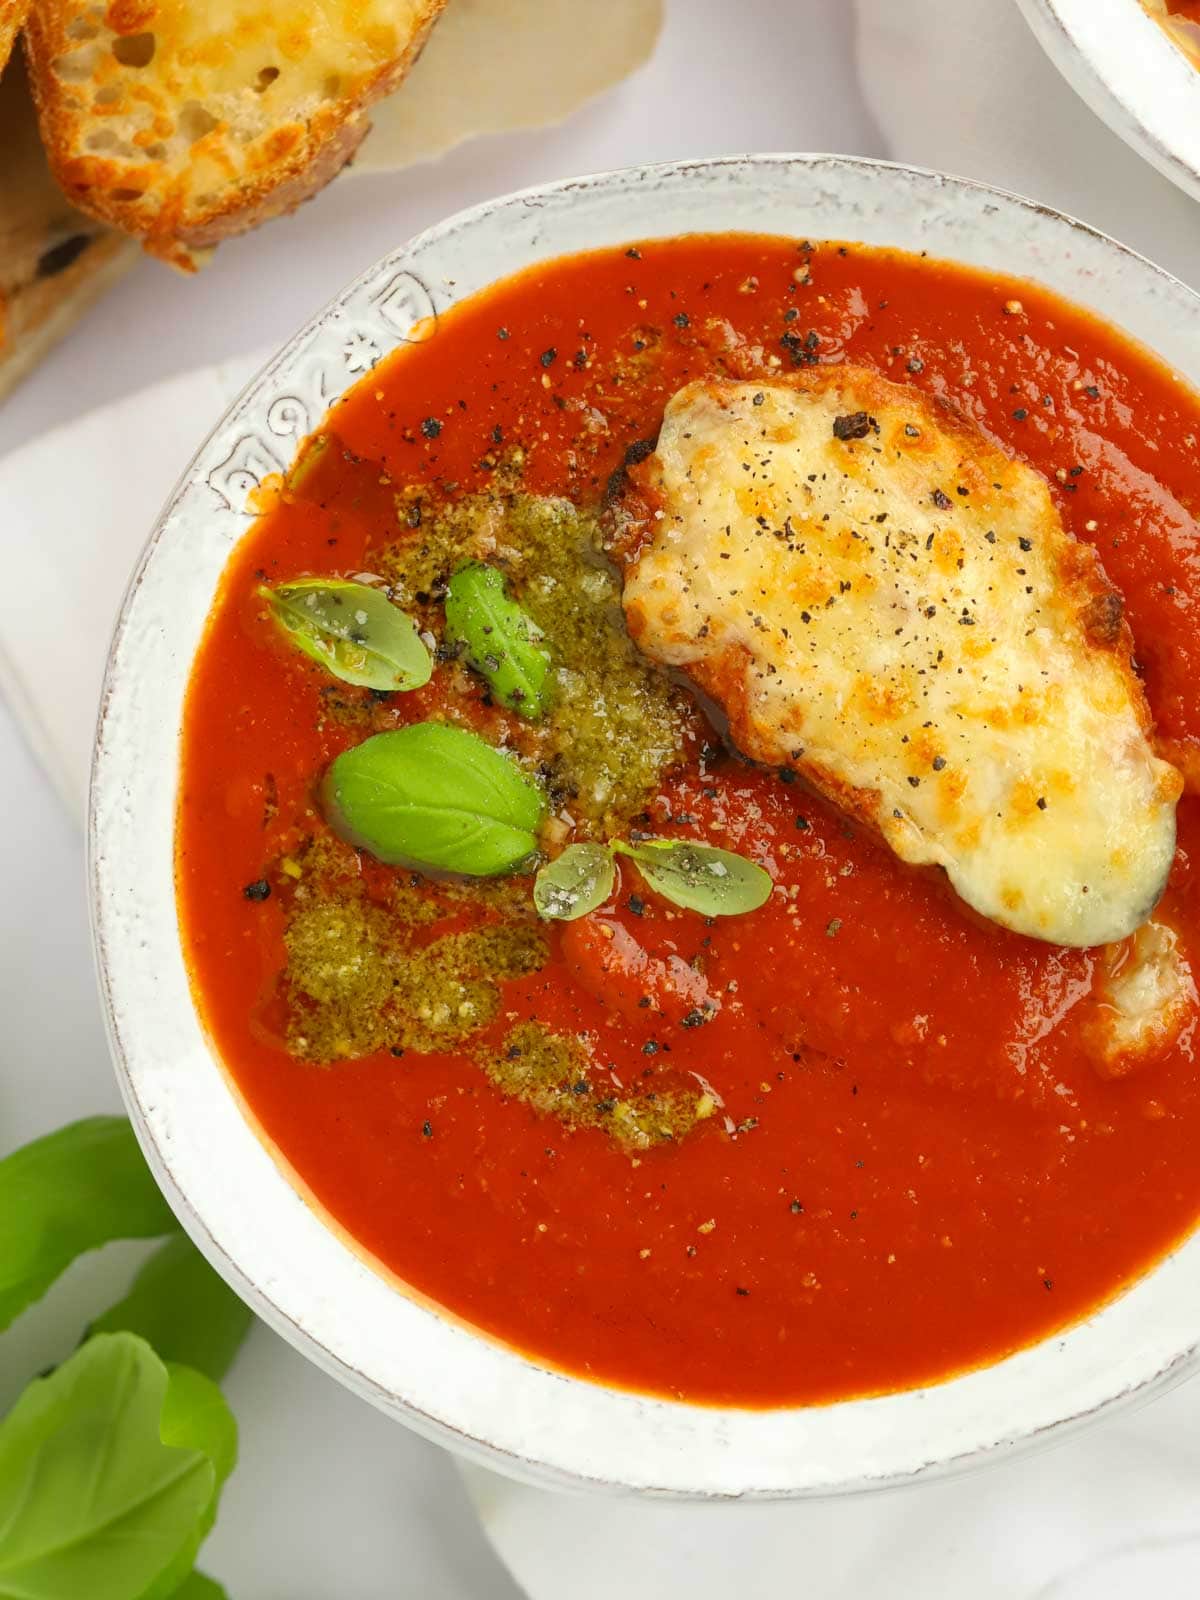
[0,48,136,401]
[24,0,449,270]
[0,0,33,74]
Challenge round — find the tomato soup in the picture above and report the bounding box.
[177,236,1200,1406]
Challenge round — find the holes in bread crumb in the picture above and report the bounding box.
[111,31,155,67]
[93,84,122,106]
[85,122,138,159]
[178,102,219,143]
[255,66,280,92]
[322,74,342,99]
[54,44,105,81]
[110,187,145,203]
[142,141,168,162]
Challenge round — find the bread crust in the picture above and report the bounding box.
[0,1,33,74]
[24,0,448,269]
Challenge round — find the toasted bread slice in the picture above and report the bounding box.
[24,0,448,270]
[0,0,32,74]
[618,371,1182,947]
[0,48,136,400]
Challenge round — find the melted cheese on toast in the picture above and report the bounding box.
[618,371,1182,946]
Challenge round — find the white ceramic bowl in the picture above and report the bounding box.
[1015,0,1200,202]
[91,154,1200,1499]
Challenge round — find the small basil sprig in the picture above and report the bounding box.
[322,722,546,876]
[444,562,551,717]
[532,842,616,920]
[615,839,772,916]
[534,837,772,920]
[262,577,431,692]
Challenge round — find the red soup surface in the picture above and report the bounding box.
[178,235,1200,1407]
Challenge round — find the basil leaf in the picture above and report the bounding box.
[0,1333,236,1600]
[88,1234,252,1384]
[444,562,551,717]
[0,1117,178,1333]
[263,578,431,692]
[533,843,616,920]
[146,1362,237,1600]
[322,722,546,876]
[170,1575,227,1600]
[616,839,772,917]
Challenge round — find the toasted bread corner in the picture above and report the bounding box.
[0,0,33,74]
[25,1,449,269]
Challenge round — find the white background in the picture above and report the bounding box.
[6,0,1200,1595]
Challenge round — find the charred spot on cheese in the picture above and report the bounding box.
[616,370,1183,947]
[832,411,875,441]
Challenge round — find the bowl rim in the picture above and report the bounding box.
[1015,0,1200,202]
[89,151,1200,1500]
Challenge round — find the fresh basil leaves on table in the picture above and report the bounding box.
[0,1117,177,1332]
[0,1336,235,1600]
[170,1575,229,1600]
[88,1233,252,1383]
[0,1116,250,1599]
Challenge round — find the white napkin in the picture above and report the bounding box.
[0,354,262,819]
